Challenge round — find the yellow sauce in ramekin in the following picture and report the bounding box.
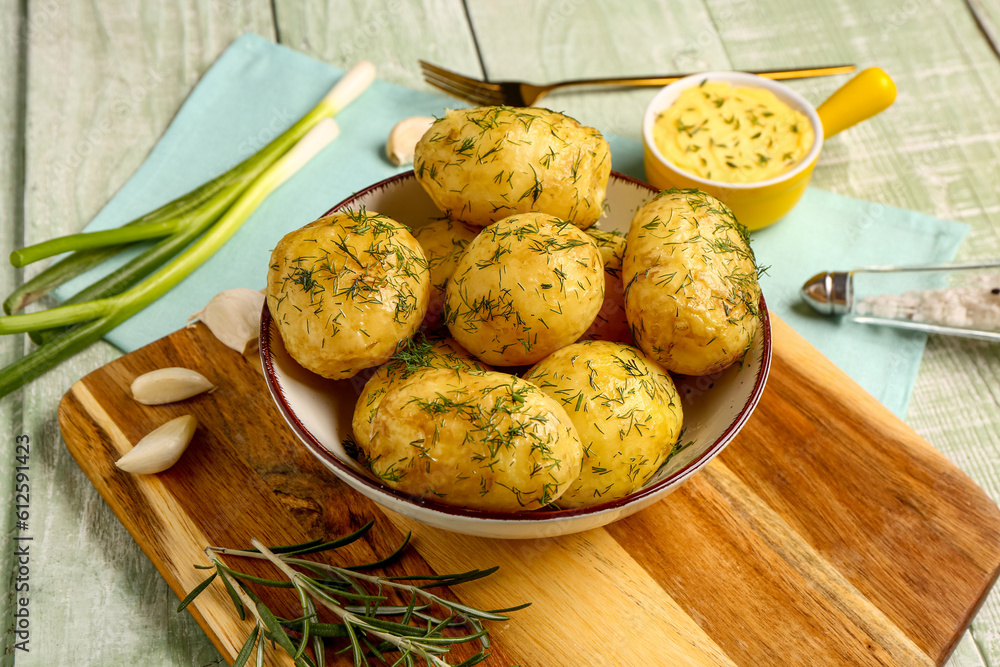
[652,81,814,184]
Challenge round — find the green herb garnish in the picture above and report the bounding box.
[183,522,528,667]
[0,64,377,399]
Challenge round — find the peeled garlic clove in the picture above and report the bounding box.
[386,116,435,166]
[115,415,197,474]
[189,288,265,354]
[131,367,214,405]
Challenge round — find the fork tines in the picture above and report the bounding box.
[418,60,506,106]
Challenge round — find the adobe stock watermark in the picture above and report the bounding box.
[672,0,762,71]
[338,1,418,61]
[12,433,32,653]
[545,0,589,22]
[867,0,924,40]
[8,0,60,48]
[235,107,297,159]
[52,66,165,177]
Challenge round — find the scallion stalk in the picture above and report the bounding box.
[4,61,376,314]
[5,154,243,315]
[1,62,375,394]
[4,245,134,316]
[0,119,342,398]
[27,176,249,345]
[10,219,182,267]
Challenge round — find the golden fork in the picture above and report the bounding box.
[419,60,857,107]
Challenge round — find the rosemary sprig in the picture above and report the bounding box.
[181,523,527,667]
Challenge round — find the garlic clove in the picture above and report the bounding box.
[115,415,198,474]
[386,116,435,166]
[189,288,265,354]
[131,367,214,405]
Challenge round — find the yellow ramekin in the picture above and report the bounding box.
[642,68,897,230]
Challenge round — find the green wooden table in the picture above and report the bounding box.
[2,1,1000,664]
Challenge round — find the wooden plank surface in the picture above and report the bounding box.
[4,0,1000,664]
[466,0,732,139]
[2,3,479,664]
[58,318,1000,666]
[274,0,483,88]
[463,2,1000,663]
[693,2,1000,663]
[58,323,513,667]
[4,2,276,664]
[0,1,26,662]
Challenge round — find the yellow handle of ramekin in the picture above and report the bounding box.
[815,67,896,139]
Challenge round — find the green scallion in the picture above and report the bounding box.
[0,61,375,398]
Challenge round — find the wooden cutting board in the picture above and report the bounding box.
[59,316,1000,667]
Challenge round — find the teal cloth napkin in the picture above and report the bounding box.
[55,33,968,418]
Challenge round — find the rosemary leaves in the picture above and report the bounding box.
[181,521,527,667]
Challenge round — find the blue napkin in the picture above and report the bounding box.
[750,193,967,415]
[55,33,968,418]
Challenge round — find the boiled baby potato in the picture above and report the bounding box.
[444,212,605,366]
[623,189,762,376]
[411,218,479,328]
[579,228,631,344]
[352,336,490,449]
[413,106,611,229]
[365,368,583,511]
[266,210,430,379]
[524,341,683,508]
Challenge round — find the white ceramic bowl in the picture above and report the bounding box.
[260,171,772,539]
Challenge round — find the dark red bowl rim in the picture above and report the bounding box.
[259,170,773,523]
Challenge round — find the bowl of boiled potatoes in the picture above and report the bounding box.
[260,106,771,539]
